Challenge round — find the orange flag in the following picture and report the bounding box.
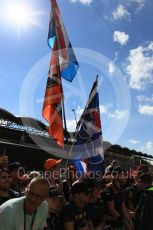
[42,43,64,147]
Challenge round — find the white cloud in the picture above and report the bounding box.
[137,94,153,103]
[113,31,129,46]
[112,4,131,20]
[129,0,145,10]
[112,1,145,21]
[69,0,92,4]
[108,62,115,75]
[67,105,107,131]
[76,106,84,116]
[140,141,153,155]
[126,42,153,90]
[76,105,107,116]
[108,110,128,119]
[66,119,76,131]
[99,105,107,114]
[138,104,153,116]
[129,139,140,144]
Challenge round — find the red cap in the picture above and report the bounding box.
[44,158,62,171]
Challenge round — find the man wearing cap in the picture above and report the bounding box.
[61,181,94,230]
[0,167,19,205]
[44,158,62,188]
[0,177,49,230]
[45,186,65,230]
[85,178,113,229]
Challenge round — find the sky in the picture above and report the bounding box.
[0,0,153,155]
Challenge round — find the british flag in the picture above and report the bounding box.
[72,77,104,174]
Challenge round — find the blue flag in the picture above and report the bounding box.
[48,0,79,82]
[72,77,104,174]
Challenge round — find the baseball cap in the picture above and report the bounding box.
[8,162,23,171]
[48,186,63,198]
[44,158,62,171]
[84,178,102,191]
[71,181,89,195]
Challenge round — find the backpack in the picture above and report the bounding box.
[134,187,153,230]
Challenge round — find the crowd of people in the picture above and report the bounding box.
[0,154,153,230]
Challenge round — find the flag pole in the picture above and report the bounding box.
[72,109,77,127]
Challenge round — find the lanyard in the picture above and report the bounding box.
[23,199,37,230]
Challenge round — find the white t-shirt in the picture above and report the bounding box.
[0,196,48,230]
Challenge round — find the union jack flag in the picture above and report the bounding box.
[72,77,104,174]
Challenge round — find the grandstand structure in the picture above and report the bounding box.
[0,108,153,171]
[0,108,72,170]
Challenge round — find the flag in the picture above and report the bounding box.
[72,159,88,177]
[42,0,79,147]
[42,43,64,147]
[48,0,79,82]
[72,77,104,174]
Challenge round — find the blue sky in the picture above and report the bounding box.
[0,0,153,155]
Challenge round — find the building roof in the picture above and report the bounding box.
[0,108,48,131]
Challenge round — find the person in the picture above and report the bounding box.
[45,186,65,230]
[29,171,41,180]
[44,158,62,187]
[105,160,119,174]
[134,173,153,230]
[0,167,19,205]
[20,174,30,194]
[8,161,25,194]
[61,181,94,230]
[59,165,77,202]
[102,166,126,228]
[0,177,49,230]
[124,166,150,213]
[85,177,113,230]
[0,154,9,169]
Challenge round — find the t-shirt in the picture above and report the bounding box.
[44,212,63,230]
[88,198,107,228]
[0,196,48,230]
[61,201,91,230]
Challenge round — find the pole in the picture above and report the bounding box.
[62,100,68,141]
[72,109,77,126]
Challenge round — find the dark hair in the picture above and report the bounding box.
[111,160,118,165]
[71,181,89,195]
[139,173,153,185]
